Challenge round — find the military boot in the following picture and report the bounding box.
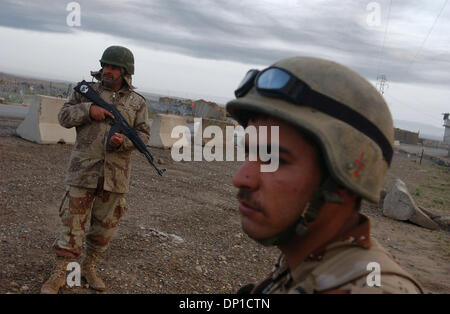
[82,249,106,291]
[41,256,71,294]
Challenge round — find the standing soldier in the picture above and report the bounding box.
[227,56,424,294]
[41,46,150,294]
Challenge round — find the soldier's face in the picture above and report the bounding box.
[102,64,123,87]
[233,117,322,242]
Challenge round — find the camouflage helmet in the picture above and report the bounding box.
[100,46,135,75]
[226,56,394,204]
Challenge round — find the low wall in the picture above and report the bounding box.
[16,95,75,144]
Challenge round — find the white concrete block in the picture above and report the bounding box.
[16,95,76,144]
[149,114,190,149]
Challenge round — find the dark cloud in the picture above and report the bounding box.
[1,0,448,85]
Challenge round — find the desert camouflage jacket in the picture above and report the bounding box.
[247,215,423,294]
[58,81,150,193]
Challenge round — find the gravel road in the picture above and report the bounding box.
[0,118,448,294]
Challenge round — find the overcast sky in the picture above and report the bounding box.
[0,0,449,130]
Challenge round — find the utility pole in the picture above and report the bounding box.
[376,74,388,95]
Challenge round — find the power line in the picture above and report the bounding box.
[404,0,448,74]
[378,0,448,126]
[384,93,439,122]
[376,0,393,80]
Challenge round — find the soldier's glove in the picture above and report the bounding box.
[89,104,115,121]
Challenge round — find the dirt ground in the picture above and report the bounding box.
[0,117,448,294]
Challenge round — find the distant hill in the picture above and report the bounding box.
[0,71,73,102]
[394,119,444,141]
[139,91,185,103]
[139,90,230,106]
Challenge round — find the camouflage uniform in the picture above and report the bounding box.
[227,57,425,294]
[53,81,150,258]
[248,214,423,294]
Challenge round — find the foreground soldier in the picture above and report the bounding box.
[226,57,423,294]
[41,46,150,294]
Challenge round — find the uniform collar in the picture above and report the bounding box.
[305,214,371,262]
[100,83,131,96]
[262,214,372,293]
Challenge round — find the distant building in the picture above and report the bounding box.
[443,113,450,144]
[394,128,419,145]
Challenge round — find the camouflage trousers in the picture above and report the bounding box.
[52,178,127,258]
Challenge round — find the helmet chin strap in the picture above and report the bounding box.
[255,178,343,247]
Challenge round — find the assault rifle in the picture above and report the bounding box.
[74,80,166,176]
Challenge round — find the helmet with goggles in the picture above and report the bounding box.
[227,57,393,203]
[226,56,394,245]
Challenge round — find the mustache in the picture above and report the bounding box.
[101,72,122,87]
[236,188,263,211]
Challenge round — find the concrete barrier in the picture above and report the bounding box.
[149,115,237,149]
[16,95,75,144]
[383,179,439,230]
[199,118,237,147]
[22,95,35,107]
[192,99,226,121]
[149,113,190,149]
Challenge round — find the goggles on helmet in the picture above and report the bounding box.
[234,67,393,164]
